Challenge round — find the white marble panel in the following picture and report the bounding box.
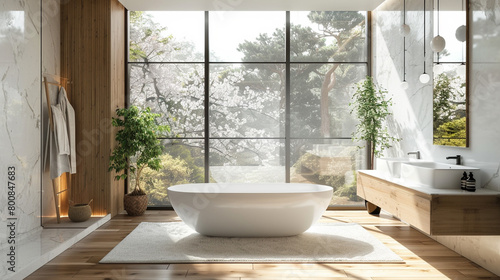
[372,0,435,162]
[373,0,500,276]
[0,0,42,253]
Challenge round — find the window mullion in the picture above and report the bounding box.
[285,11,291,183]
[204,11,210,183]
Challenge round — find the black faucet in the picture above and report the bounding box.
[446,155,461,165]
[407,151,420,159]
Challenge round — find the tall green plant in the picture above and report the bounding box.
[350,76,399,167]
[109,106,170,195]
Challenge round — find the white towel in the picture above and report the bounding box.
[58,87,76,174]
[48,124,71,179]
[43,86,77,179]
[51,104,70,155]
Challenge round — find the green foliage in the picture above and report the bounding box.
[333,171,362,202]
[433,117,466,147]
[350,76,399,163]
[164,143,204,183]
[108,106,170,195]
[292,152,362,202]
[433,74,461,129]
[308,11,365,34]
[433,73,466,146]
[142,154,192,204]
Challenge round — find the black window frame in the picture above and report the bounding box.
[126,10,372,210]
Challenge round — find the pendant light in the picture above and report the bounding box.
[431,0,446,52]
[401,0,409,89]
[420,0,431,84]
[456,0,466,42]
[401,0,411,36]
[456,25,466,42]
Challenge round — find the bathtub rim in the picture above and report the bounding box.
[167,182,333,194]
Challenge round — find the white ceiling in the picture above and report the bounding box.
[118,0,386,11]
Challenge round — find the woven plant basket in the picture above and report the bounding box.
[68,200,92,222]
[124,194,148,216]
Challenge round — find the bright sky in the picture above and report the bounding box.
[147,10,463,65]
[148,11,325,62]
[209,11,284,61]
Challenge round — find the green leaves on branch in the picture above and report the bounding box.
[350,76,400,160]
[434,117,466,147]
[432,73,466,147]
[108,106,170,195]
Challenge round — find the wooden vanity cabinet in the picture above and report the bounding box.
[357,171,500,235]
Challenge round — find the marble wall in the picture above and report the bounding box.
[0,0,42,249]
[41,0,62,225]
[373,0,500,275]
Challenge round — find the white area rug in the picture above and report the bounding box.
[100,222,403,263]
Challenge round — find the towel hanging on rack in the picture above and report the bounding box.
[44,85,77,179]
[51,104,70,156]
[58,87,76,174]
[48,107,72,179]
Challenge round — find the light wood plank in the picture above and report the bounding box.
[25,210,498,280]
[357,172,432,234]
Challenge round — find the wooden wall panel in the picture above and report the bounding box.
[110,0,126,216]
[61,0,125,217]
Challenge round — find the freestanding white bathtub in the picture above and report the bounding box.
[167,183,333,237]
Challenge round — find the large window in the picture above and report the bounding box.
[128,11,368,207]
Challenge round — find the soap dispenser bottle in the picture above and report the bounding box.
[460,172,468,190]
[466,172,476,192]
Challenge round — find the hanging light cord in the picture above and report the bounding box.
[403,0,406,81]
[423,0,426,74]
[461,0,465,64]
[403,37,407,81]
[437,0,440,66]
[437,0,440,36]
[403,0,406,25]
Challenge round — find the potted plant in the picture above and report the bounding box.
[109,106,169,216]
[350,76,400,167]
[350,76,400,214]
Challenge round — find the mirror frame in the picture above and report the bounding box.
[432,0,469,148]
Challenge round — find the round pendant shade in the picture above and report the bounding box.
[455,25,466,42]
[419,73,430,84]
[431,35,446,52]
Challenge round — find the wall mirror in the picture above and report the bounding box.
[432,0,468,147]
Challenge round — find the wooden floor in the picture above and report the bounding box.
[26,210,499,280]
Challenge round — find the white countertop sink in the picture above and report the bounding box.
[375,157,424,179]
[400,162,480,189]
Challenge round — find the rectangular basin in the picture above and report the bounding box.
[400,162,480,189]
[375,157,424,179]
